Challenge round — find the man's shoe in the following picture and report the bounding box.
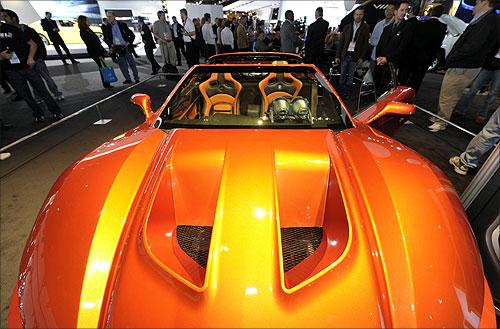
[474,116,487,125]
[135,79,140,83]
[449,156,469,175]
[1,122,14,130]
[34,115,45,123]
[428,121,447,132]
[0,152,11,161]
[52,113,64,121]
[123,80,133,84]
[56,95,65,101]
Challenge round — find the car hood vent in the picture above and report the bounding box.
[176,225,213,269]
[281,227,323,272]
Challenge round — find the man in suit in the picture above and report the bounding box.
[398,5,447,92]
[280,10,303,53]
[138,16,161,75]
[335,6,370,98]
[41,12,78,65]
[304,7,329,67]
[236,16,249,51]
[103,11,139,84]
[374,0,412,96]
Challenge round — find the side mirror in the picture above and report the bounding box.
[131,93,154,125]
[357,100,415,136]
[365,101,415,125]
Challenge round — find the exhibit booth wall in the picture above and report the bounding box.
[0,0,191,25]
[278,0,349,30]
[186,3,224,20]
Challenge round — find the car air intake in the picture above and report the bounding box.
[176,225,213,268]
[281,227,323,272]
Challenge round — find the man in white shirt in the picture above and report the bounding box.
[180,8,197,67]
[152,11,177,70]
[202,13,216,59]
[221,19,234,53]
[369,4,394,75]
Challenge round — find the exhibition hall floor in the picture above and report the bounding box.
[0,61,497,325]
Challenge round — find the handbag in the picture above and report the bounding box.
[99,58,118,83]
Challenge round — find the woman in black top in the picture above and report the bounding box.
[77,15,112,88]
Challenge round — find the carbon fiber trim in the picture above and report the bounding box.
[177,225,213,268]
[281,227,323,272]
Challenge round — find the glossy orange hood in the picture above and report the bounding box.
[12,127,493,328]
[102,128,489,327]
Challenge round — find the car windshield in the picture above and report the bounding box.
[158,65,352,130]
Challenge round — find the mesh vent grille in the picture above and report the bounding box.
[177,225,213,268]
[281,227,323,272]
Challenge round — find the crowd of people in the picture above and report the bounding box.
[1,2,498,169]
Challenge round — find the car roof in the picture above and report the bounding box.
[207,52,303,64]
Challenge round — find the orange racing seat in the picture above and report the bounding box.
[258,61,303,115]
[199,73,242,117]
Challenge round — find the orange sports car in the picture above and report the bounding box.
[8,53,496,328]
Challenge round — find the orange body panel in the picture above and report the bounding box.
[8,61,495,328]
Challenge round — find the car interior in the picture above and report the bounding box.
[167,64,343,125]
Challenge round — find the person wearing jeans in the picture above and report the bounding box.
[0,21,63,122]
[32,58,63,100]
[115,48,139,83]
[455,48,500,124]
[336,7,370,98]
[1,9,64,100]
[449,107,499,175]
[103,11,139,84]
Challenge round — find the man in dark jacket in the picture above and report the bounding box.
[374,0,412,96]
[3,9,64,101]
[103,11,139,84]
[428,0,499,132]
[171,16,186,66]
[0,19,63,122]
[398,5,447,92]
[41,11,78,65]
[138,17,161,74]
[304,7,329,67]
[335,6,370,97]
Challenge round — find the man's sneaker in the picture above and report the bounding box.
[56,95,65,101]
[449,156,468,175]
[34,115,45,123]
[123,80,132,84]
[135,79,140,83]
[428,121,447,132]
